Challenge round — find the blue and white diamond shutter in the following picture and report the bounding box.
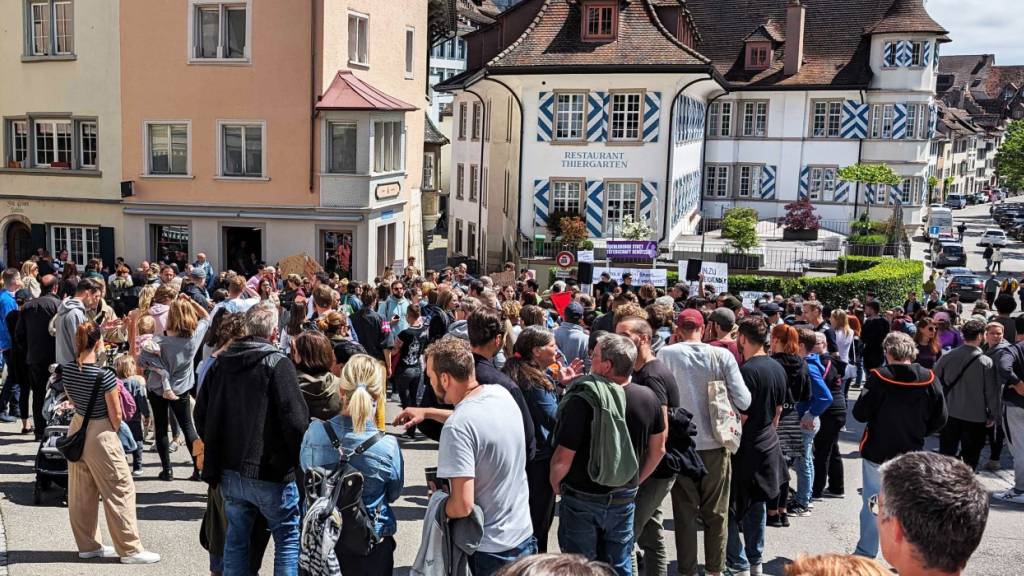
[643,91,661,142]
[587,92,605,142]
[841,101,869,139]
[585,180,604,237]
[640,181,657,222]
[890,182,903,205]
[533,179,549,228]
[537,92,554,142]
[760,166,777,200]
[865,184,877,204]
[834,180,850,203]
[884,42,895,66]
[923,41,933,67]
[799,167,810,200]
[896,41,913,67]
[601,93,610,141]
[892,103,908,140]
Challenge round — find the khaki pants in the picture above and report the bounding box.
[631,475,675,576]
[68,415,144,556]
[671,448,731,575]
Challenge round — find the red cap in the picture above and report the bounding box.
[676,308,704,330]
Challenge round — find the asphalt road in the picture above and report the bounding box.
[913,197,1024,283]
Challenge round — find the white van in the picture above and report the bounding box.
[926,208,953,239]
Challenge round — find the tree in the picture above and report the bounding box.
[927,175,939,204]
[838,163,903,218]
[721,207,760,254]
[781,199,821,231]
[558,216,588,246]
[996,120,1024,191]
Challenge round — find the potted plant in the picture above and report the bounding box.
[781,199,821,241]
[558,216,588,249]
[618,214,655,241]
[545,209,580,238]
[718,207,762,269]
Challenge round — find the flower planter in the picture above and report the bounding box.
[716,253,763,270]
[782,228,819,241]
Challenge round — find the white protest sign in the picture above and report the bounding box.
[577,250,595,263]
[594,267,669,287]
[740,291,774,311]
[680,261,728,295]
[392,259,405,278]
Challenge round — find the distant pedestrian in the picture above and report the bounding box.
[984,273,999,304]
[991,247,1004,272]
[983,245,994,272]
[957,221,966,241]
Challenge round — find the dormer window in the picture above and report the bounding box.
[582,1,617,41]
[745,41,772,71]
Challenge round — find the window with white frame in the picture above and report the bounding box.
[705,165,730,197]
[34,119,72,167]
[146,123,189,175]
[347,12,368,66]
[191,1,248,60]
[742,101,767,137]
[551,180,582,214]
[79,121,97,168]
[469,164,479,201]
[883,41,897,67]
[609,92,642,141]
[26,0,74,57]
[554,93,586,141]
[811,100,843,137]
[404,27,414,78]
[373,120,402,173]
[328,122,357,174]
[605,182,638,233]
[808,166,837,201]
[471,102,482,140]
[456,163,464,199]
[708,102,732,137]
[910,41,924,67]
[871,104,895,139]
[8,120,29,165]
[51,225,98,267]
[737,165,762,198]
[422,152,435,190]
[220,122,263,177]
[458,102,467,140]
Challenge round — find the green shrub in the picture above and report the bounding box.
[849,233,887,245]
[837,255,885,274]
[803,259,922,310]
[721,207,760,254]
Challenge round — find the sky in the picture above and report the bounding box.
[926,0,1024,65]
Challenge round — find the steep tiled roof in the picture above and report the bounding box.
[743,20,785,43]
[867,0,947,35]
[685,0,946,89]
[937,55,1024,131]
[316,71,418,111]
[486,0,710,70]
[424,113,450,145]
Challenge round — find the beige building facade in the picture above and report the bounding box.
[0,0,124,269]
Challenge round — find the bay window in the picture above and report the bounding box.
[328,122,357,174]
[373,120,403,173]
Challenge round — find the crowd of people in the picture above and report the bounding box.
[0,248,1013,576]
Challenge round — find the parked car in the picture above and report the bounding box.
[979,228,1009,247]
[933,241,967,268]
[944,266,973,277]
[1001,216,1024,231]
[945,194,968,209]
[929,233,957,254]
[1011,223,1024,241]
[968,193,986,205]
[946,274,985,303]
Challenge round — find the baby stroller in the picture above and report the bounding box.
[33,366,74,505]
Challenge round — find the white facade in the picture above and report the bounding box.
[428,37,468,122]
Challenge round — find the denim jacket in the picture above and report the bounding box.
[525,383,559,460]
[299,416,405,537]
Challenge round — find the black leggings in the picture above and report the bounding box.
[525,457,555,552]
[813,410,847,495]
[148,392,198,472]
[25,363,50,435]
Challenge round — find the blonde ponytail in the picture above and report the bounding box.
[339,354,386,433]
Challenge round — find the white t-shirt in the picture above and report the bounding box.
[437,385,533,553]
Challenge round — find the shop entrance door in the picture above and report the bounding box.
[224,226,263,277]
[320,230,354,279]
[4,221,32,269]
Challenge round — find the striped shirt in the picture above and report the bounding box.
[61,363,118,419]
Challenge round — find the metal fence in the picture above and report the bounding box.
[698,218,854,238]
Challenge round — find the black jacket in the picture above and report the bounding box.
[427,306,452,344]
[195,337,309,485]
[14,293,58,366]
[351,307,388,362]
[474,353,537,462]
[853,363,947,465]
[861,316,890,370]
[654,406,705,480]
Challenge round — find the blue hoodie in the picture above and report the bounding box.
[797,354,833,418]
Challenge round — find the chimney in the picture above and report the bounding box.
[784,0,805,76]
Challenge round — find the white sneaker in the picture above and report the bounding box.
[121,550,161,564]
[79,545,116,559]
[995,489,1024,504]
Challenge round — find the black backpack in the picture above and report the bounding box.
[300,421,384,567]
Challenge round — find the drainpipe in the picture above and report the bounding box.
[480,75,525,264]
[309,0,318,193]
[465,88,487,272]
[659,75,720,249]
[697,90,731,259]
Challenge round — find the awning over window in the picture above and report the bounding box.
[316,70,417,112]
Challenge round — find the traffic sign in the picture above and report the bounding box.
[556,251,575,269]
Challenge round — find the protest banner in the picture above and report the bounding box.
[490,270,516,287]
[740,291,774,311]
[593,267,669,286]
[680,260,728,295]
